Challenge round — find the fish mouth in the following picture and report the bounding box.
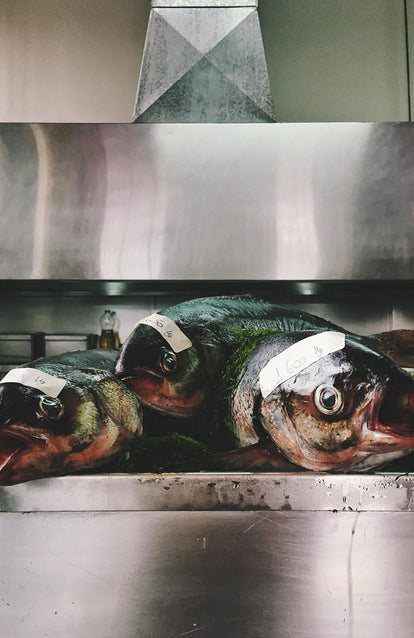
[120,371,204,419]
[375,379,414,438]
[358,379,414,456]
[0,426,49,483]
[0,433,26,474]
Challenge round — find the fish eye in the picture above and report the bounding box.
[159,348,178,373]
[314,385,343,415]
[38,395,64,420]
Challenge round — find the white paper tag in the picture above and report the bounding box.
[138,313,192,353]
[259,331,346,398]
[1,368,67,398]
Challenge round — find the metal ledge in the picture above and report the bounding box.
[1,473,413,513]
[2,279,414,299]
[152,1,257,6]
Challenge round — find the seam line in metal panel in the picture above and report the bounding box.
[404,0,412,121]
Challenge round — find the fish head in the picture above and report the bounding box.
[115,324,222,418]
[257,332,414,471]
[0,368,142,485]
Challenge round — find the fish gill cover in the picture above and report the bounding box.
[200,327,283,450]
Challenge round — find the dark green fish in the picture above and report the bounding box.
[115,295,414,423]
[0,349,142,485]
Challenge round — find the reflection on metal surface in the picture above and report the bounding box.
[134,0,274,122]
[1,502,414,636]
[1,473,414,512]
[30,124,51,278]
[3,123,414,280]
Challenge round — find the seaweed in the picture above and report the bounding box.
[111,432,213,473]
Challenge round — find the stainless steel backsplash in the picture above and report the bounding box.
[2,122,414,281]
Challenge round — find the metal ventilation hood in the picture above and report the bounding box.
[133,0,275,122]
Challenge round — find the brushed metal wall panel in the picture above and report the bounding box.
[2,122,414,280]
[0,125,37,278]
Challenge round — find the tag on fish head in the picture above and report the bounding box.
[0,365,143,485]
[236,331,414,472]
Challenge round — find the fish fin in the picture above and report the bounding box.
[367,330,414,368]
[191,441,303,472]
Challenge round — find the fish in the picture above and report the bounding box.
[0,349,143,485]
[212,330,414,472]
[115,295,414,424]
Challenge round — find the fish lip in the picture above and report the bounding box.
[358,425,414,456]
[0,425,49,446]
[0,431,27,478]
[118,369,164,383]
[142,400,196,419]
[0,425,50,473]
[0,426,51,483]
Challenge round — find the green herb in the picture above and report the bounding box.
[220,328,281,397]
[196,328,282,449]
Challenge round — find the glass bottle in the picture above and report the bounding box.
[111,311,121,349]
[99,310,116,349]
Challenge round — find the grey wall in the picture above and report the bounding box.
[260,0,410,122]
[0,0,150,122]
[0,0,411,122]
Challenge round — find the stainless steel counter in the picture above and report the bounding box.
[1,473,414,637]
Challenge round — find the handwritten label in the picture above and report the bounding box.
[1,368,67,398]
[138,313,192,353]
[259,331,346,398]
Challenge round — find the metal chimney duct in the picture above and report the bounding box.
[133,0,275,123]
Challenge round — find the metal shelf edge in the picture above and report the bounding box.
[1,472,413,513]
